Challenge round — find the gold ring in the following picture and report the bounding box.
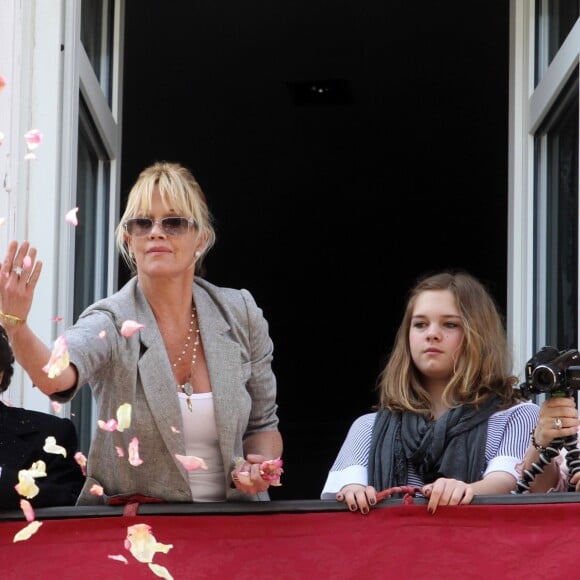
[12,266,23,276]
[553,417,563,430]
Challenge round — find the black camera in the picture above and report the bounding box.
[520,346,580,397]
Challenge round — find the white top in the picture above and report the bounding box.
[321,401,539,499]
[178,392,226,502]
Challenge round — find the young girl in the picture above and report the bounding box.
[321,271,539,514]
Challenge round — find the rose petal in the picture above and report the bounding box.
[43,436,67,457]
[128,437,143,466]
[98,330,106,339]
[51,401,62,413]
[125,523,173,563]
[0,75,6,91]
[23,255,32,269]
[74,451,87,475]
[175,454,208,472]
[170,426,180,434]
[13,521,43,543]
[90,484,104,496]
[20,499,35,522]
[15,471,39,499]
[42,335,70,378]
[65,207,79,226]
[116,446,125,458]
[121,320,145,337]
[24,129,42,150]
[116,403,132,432]
[98,418,118,432]
[148,563,175,580]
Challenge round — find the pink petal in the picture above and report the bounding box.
[90,484,104,496]
[108,554,129,565]
[13,521,42,543]
[74,451,87,476]
[52,316,64,322]
[98,330,107,339]
[98,418,118,432]
[128,437,143,466]
[51,401,62,413]
[24,129,42,150]
[170,426,181,434]
[20,499,35,522]
[175,454,208,471]
[115,446,125,458]
[65,206,79,226]
[42,335,70,378]
[121,320,145,337]
[23,255,32,269]
[0,75,6,91]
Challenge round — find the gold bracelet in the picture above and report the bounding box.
[0,310,26,326]
[530,429,548,453]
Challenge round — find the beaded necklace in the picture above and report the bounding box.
[175,305,200,411]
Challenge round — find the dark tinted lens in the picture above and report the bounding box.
[162,217,189,234]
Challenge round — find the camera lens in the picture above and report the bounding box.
[531,365,557,391]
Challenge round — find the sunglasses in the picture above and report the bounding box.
[123,216,198,237]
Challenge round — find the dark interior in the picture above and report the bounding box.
[121,1,510,500]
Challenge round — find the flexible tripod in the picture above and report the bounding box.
[512,432,580,493]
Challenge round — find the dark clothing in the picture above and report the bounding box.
[0,402,85,509]
[368,397,502,490]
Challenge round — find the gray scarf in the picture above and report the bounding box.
[368,396,502,490]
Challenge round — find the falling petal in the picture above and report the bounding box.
[74,451,87,475]
[20,499,35,522]
[52,316,64,322]
[125,523,173,563]
[99,330,106,339]
[51,401,62,413]
[42,335,70,378]
[90,484,104,496]
[175,454,208,472]
[98,418,118,432]
[0,75,5,91]
[43,436,67,457]
[24,152,36,160]
[15,471,39,499]
[0,132,4,146]
[108,554,129,565]
[121,320,145,338]
[13,521,43,543]
[24,129,42,150]
[27,461,47,479]
[149,563,175,580]
[65,207,79,226]
[116,403,132,432]
[128,437,143,466]
[170,426,180,434]
[23,255,32,269]
[115,446,125,458]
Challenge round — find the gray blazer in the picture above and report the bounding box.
[53,277,280,505]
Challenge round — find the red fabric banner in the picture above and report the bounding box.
[1,502,577,578]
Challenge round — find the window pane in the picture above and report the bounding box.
[71,97,111,453]
[535,0,580,84]
[535,72,579,351]
[81,0,114,104]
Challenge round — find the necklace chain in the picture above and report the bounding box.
[175,305,200,409]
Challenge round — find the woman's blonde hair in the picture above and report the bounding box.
[376,271,522,415]
[115,161,216,275]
